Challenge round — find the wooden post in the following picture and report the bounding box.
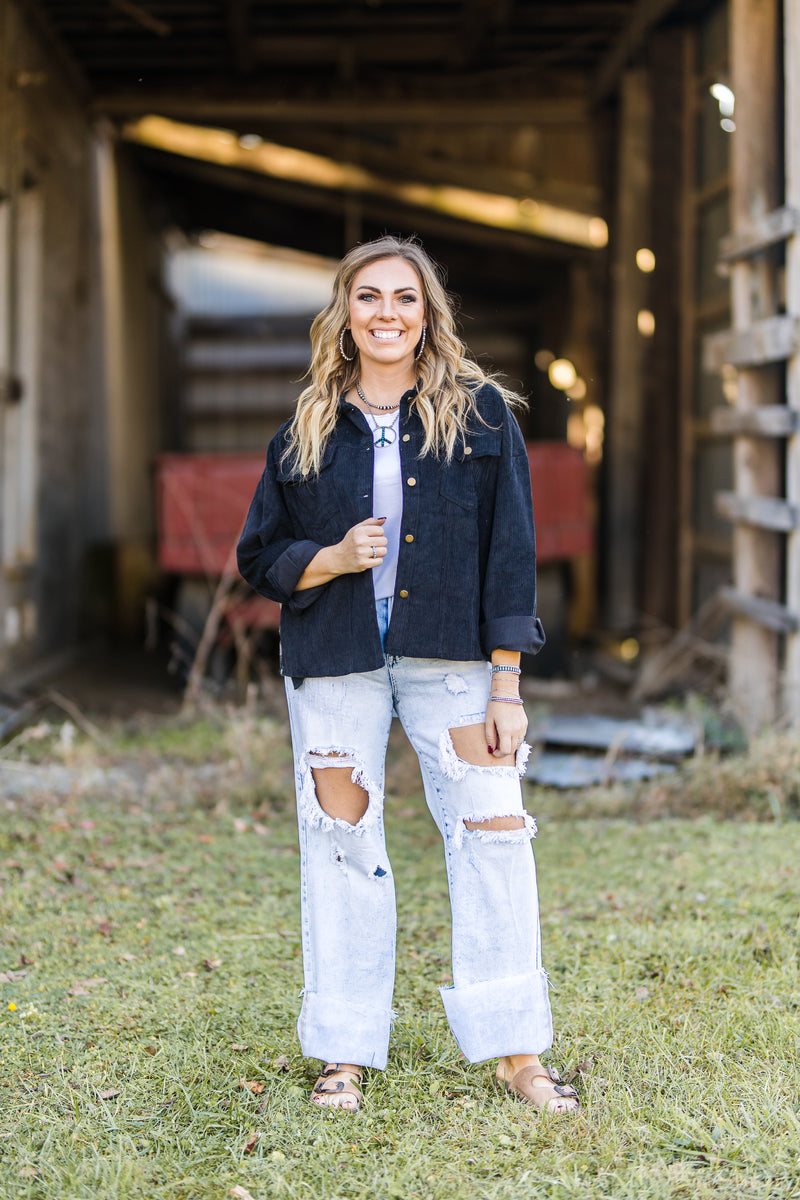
[727,0,782,728]
[785,0,800,720]
[641,26,683,631]
[605,67,651,632]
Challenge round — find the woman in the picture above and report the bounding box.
[237,235,578,1116]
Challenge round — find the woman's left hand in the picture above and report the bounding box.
[485,698,528,759]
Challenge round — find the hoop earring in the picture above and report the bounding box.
[415,324,427,360]
[339,328,355,361]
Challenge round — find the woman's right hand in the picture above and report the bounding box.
[334,517,388,574]
[295,518,387,590]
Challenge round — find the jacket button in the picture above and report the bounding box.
[407,477,416,486]
[402,434,410,442]
[399,589,409,598]
[464,446,472,455]
[405,534,414,543]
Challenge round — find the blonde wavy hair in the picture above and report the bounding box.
[283,235,523,476]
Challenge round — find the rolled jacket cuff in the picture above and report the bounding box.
[480,615,546,657]
[265,540,326,611]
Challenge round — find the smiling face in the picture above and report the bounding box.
[347,257,426,373]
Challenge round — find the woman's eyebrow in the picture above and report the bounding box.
[355,283,419,294]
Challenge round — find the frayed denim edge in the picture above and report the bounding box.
[438,720,532,782]
[298,748,382,836]
[452,809,538,850]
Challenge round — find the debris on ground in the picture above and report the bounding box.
[528,710,696,788]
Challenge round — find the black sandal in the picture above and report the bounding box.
[311,1063,364,1112]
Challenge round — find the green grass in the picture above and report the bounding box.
[1,712,800,1199]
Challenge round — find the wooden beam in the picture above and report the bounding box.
[227,0,252,74]
[107,0,171,37]
[133,145,580,261]
[16,0,90,102]
[93,92,588,126]
[592,0,680,103]
[710,404,800,436]
[604,68,651,631]
[718,204,800,264]
[716,491,799,532]
[449,0,508,69]
[641,24,684,629]
[785,0,800,719]
[703,315,800,369]
[262,125,602,216]
[249,32,460,65]
[676,27,696,628]
[718,586,800,633]
[727,0,783,729]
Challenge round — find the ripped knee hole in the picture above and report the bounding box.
[449,722,516,768]
[309,752,370,825]
[463,814,525,832]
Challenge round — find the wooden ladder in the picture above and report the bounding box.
[702,0,800,726]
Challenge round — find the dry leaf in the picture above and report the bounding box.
[197,834,214,843]
[68,977,107,996]
[0,969,27,983]
[18,1167,39,1178]
[97,1088,120,1100]
[272,1055,290,1072]
[95,921,113,938]
[239,1078,265,1095]
[142,1045,158,1056]
[202,957,222,971]
[230,1187,255,1200]
[564,1057,594,1084]
[172,946,186,956]
[118,953,137,963]
[242,1131,260,1154]
[635,986,650,1002]
[231,1044,248,1052]
[234,818,249,834]
[18,954,35,967]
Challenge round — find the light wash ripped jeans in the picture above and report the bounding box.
[284,597,553,1070]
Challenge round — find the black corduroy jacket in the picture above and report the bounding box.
[237,382,545,683]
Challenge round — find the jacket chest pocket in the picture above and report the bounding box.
[439,428,502,510]
[277,444,341,538]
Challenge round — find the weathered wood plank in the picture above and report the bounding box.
[718,204,800,263]
[703,315,800,370]
[227,0,252,74]
[727,0,783,729]
[784,0,800,720]
[716,491,800,531]
[107,0,171,37]
[592,0,680,102]
[710,404,800,436]
[95,93,588,125]
[604,68,651,631]
[719,585,800,633]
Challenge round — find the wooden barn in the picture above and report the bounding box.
[0,0,797,728]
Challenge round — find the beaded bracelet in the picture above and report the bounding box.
[491,664,521,674]
[488,695,524,705]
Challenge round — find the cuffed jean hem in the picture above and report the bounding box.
[439,969,553,1063]
[297,992,394,1070]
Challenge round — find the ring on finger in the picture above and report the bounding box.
[371,545,377,559]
